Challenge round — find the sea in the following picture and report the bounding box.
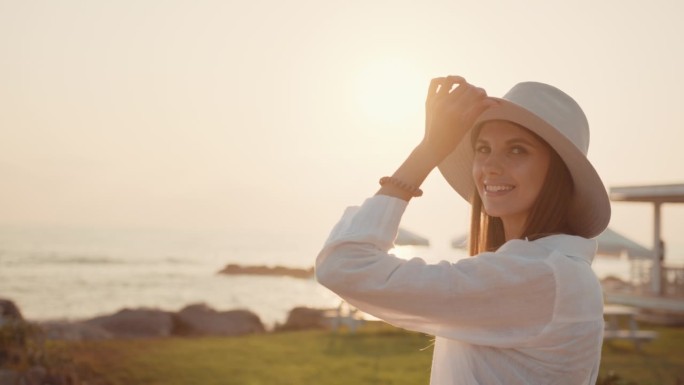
[0,225,642,329]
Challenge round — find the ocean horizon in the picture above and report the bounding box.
[1,224,677,328]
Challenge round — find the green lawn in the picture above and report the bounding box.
[600,324,684,385]
[68,323,433,385]
[64,322,683,385]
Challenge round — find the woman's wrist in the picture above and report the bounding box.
[375,143,440,201]
[413,141,445,170]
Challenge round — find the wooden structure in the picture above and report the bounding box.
[607,183,684,322]
[610,183,684,295]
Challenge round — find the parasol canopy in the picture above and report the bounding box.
[396,227,430,246]
[450,227,652,259]
[594,227,653,259]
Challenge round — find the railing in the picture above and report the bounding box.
[629,259,652,294]
[663,265,684,297]
[626,259,684,297]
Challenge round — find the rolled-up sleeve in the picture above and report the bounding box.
[315,195,557,347]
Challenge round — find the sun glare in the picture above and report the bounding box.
[355,58,425,126]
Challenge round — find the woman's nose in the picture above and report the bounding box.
[482,153,504,174]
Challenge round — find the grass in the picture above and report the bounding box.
[68,322,433,385]
[600,324,684,385]
[60,322,684,385]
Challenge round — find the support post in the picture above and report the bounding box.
[652,202,663,295]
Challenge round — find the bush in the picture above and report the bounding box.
[0,321,83,384]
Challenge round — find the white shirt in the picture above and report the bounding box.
[316,195,604,385]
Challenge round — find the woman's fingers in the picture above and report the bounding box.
[426,77,447,106]
[439,84,493,130]
[427,77,446,97]
[451,97,498,130]
[432,81,480,117]
[444,75,466,90]
[450,83,485,101]
[421,76,494,162]
[460,97,499,128]
[427,75,492,135]
[427,75,467,102]
[448,85,488,115]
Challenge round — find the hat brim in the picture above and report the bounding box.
[437,98,611,239]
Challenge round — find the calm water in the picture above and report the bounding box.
[0,225,639,328]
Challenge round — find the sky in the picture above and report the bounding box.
[1,0,683,258]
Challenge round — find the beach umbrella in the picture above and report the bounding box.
[594,228,653,259]
[450,227,652,259]
[396,227,430,246]
[451,233,468,249]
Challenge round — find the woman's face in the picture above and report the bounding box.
[472,120,551,237]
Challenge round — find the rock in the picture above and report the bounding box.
[24,366,47,385]
[40,320,113,341]
[0,366,77,385]
[0,298,30,367]
[0,369,19,385]
[218,264,314,279]
[276,307,327,331]
[85,308,174,338]
[174,303,265,336]
[44,370,81,385]
[0,298,23,326]
[0,366,47,385]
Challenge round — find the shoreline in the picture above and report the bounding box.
[1,298,339,341]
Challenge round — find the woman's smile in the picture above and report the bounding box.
[484,183,516,194]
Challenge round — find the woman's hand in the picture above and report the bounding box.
[421,76,496,167]
[375,76,496,201]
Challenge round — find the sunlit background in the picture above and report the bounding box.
[1,0,684,322]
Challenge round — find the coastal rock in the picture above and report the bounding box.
[23,366,47,385]
[0,298,24,326]
[276,307,327,331]
[0,366,77,385]
[40,320,113,341]
[0,369,19,385]
[85,308,174,338]
[0,367,45,385]
[218,264,314,279]
[0,298,29,367]
[175,303,265,336]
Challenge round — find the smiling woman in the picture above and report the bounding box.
[316,78,612,385]
[355,58,425,126]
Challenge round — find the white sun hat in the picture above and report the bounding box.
[437,81,611,239]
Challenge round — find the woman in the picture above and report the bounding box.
[315,76,611,384]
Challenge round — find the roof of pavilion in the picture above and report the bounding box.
[610,183,684,203]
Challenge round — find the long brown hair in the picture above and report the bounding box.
[468,127,575,256]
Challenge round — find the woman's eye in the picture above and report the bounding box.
[475,145,490,154]
[510,146,527,154]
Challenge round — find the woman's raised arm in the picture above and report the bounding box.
[376,76,496,201]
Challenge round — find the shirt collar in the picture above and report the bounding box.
[530,234,598,263]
